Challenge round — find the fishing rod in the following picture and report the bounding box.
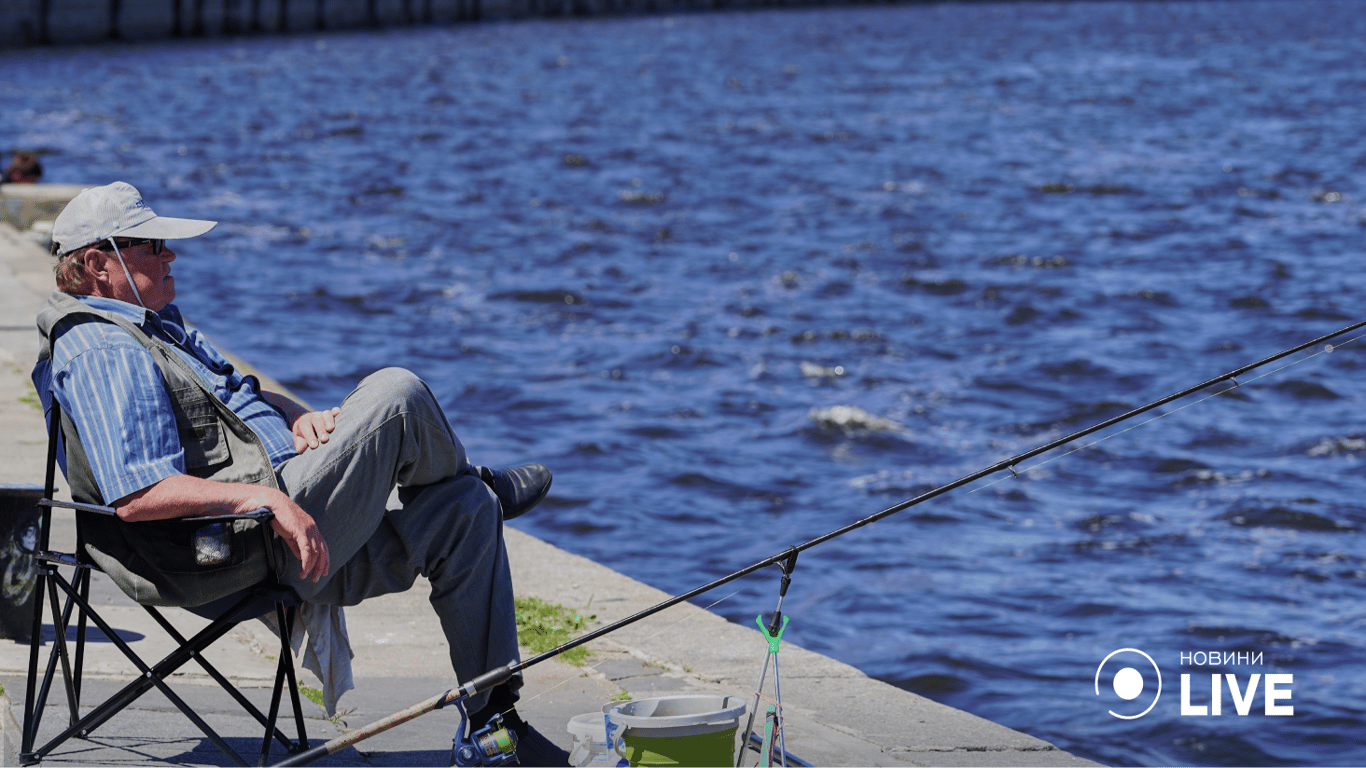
[275,317,1366,767]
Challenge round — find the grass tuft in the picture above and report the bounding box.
[297,681,325,709]
[296,682,352,726]
[514,595,597,666]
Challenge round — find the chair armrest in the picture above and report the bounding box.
[37,498,274,524]
[189,508,276,524]
[39,498,117,516]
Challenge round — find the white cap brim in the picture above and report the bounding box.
[119,215,217,240]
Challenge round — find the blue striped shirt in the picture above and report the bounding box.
[32,296,298,504]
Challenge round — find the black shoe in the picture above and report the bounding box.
[477,464,552,520]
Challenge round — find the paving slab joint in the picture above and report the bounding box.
[602,641,689,675]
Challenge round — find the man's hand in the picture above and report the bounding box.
[260,390,340,454]
[292,406,342,453]
[266,496,331,583]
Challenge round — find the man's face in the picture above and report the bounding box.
[95,238,177,311]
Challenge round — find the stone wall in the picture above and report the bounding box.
[0,0,848,47]
[0,0,483,46]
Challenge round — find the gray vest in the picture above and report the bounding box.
[36,291,282,606]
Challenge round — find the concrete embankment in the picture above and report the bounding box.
[1,0,866,48]
[0,186,1100,766]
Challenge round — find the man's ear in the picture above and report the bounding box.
[81,247,113,289]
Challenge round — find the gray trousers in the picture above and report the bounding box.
[273,367,519,706]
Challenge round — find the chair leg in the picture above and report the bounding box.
[20,561,49,765]
[22,563,127,765]
[261,602,311,764]
[73,568,90,708]
[262,602,291,766]
[45,574,79,726]
[35,564,90,731]
[279,605,311,751]
[24,569,254,767]
[22,564,77,763]
[262,666,285,766]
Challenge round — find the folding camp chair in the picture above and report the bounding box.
[19,400,312,767]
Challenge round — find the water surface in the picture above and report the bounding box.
[6,2,1366,763]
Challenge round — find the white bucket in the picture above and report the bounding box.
[568,711,625,767]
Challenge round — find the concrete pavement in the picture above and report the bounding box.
[0,191,1100,767]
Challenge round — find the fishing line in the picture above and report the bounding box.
[966,329,1366,498]
[276,319,1366,766]
[454,321,1366,686]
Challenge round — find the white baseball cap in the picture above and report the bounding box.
[51,182,217,255]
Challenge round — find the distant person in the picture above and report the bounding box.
[33,181,568,765]
[5,151,43,183]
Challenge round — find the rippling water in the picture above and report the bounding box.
[7,1,1366,764]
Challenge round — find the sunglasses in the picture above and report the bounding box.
[95,238,165,256]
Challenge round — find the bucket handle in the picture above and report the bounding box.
[604,711,625,760]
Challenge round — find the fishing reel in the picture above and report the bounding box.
[451,699,518,767]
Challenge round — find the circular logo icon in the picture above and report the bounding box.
[1095,648,1162,719]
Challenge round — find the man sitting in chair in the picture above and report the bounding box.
[32,181,568,766]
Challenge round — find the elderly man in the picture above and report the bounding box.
[33,181,567,765]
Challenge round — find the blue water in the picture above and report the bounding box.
[6,1,1366,764]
